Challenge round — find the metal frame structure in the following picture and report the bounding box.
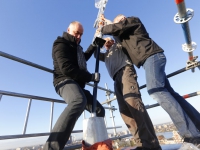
[174,0,200,72]
[0,1,200,149]
[0,51,199,149]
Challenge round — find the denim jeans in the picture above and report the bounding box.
[143,52,200,138]
[114,65,160,148]
[43,79,105,150]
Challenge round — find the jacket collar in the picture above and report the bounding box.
[62,32,81,45]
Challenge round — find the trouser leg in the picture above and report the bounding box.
[82,89,105,117]
[114,65,160,148]
[43,80,87,150]
[143,53,200,138]
[165,78,200,131]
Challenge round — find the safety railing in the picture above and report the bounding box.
[0,51,200,149]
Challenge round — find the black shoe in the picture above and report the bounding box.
[143,146,162,150]
[184,137,200,148]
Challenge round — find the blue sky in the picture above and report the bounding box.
[0,0,200,148]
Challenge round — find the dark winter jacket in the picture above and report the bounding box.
[101,16,164,68]
[52,32,96,88]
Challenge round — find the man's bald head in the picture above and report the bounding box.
[113,14,126,23]
[67,21,84,44]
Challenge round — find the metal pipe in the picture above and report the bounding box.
[139,62,200,90]
[182,91,200,99]
[2,51,199,92]
[174,0,196,62]
[175,0,192,44]
[103,106,117,110]
[22,99,32,134]
[87,83,115,94]
[101,96,117,104]
[0,51,114,93]
[0,94,2,102]
[105,83,117,136]
[49,102,54,132]
[145,91,200,109]
[0,126,122,140]
[0,90,65,103]
[104,116,107,127]
[0,51,53,73]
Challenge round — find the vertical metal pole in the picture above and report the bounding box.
[174,0,196,63]
[83,111,86,119]
[92,44,101,117]
[0,94,2,102]
[22,99,32,134]
[104,115,107,127]
[105,83,117,135]
[49,102,54,132]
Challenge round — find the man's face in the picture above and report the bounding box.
[67,23,83,44]
[104,38,114,50]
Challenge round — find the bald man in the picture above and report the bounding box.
[43,21,105,150]
[101,14,200,149]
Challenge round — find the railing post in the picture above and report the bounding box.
[49,102,54,132]
[0,94,2,102]
[22,99,32,134]
[105,83,117,136]
[174,0,199,72]
[104,115,107,127]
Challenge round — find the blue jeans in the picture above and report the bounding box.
[43,79,105,150]
[143,52,200,138]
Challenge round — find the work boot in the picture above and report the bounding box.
[184,137,200,149]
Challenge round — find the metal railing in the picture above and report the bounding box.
[0,51,200,149]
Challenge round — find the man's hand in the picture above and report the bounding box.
[91,73,100,82]
[98,14,106,28]
[98,14,112,27]
[95,29,101,37]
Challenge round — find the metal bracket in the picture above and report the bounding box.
[174,8,194,24]
[182,42,197,52]
[186,58,200,72]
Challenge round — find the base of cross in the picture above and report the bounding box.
[82,139,113,150]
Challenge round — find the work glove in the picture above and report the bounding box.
[91,73,100,82]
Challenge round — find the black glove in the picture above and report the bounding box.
[91,73,100,82]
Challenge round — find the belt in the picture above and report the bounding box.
[113,66,126,81]
[55,79,69,92]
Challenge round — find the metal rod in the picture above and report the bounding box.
[83,111,86,119]
[87,83,115,94]
[175,0,192,44]
[2,51,198,92]
[0,90,65,103]
[104,116,107,127]
[182,91,200,99]
[139,63,200,89]
[174,0,196,63]
[0,51,114,93]
[49,102,54,132]
[145,91,200,109]
[0,51,53,73]
[0,90,117,110]
[0,94,2,102]
[105,83,117,135]
[103,106,117,110]
[92,43,101,115]
[0,126,122,140]
[101,96,117,104]
[22,99,32,134]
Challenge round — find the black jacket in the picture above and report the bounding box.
[52,32,96,88]
[101,16,164,68]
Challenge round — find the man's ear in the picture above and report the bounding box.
[67,27,70,33]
